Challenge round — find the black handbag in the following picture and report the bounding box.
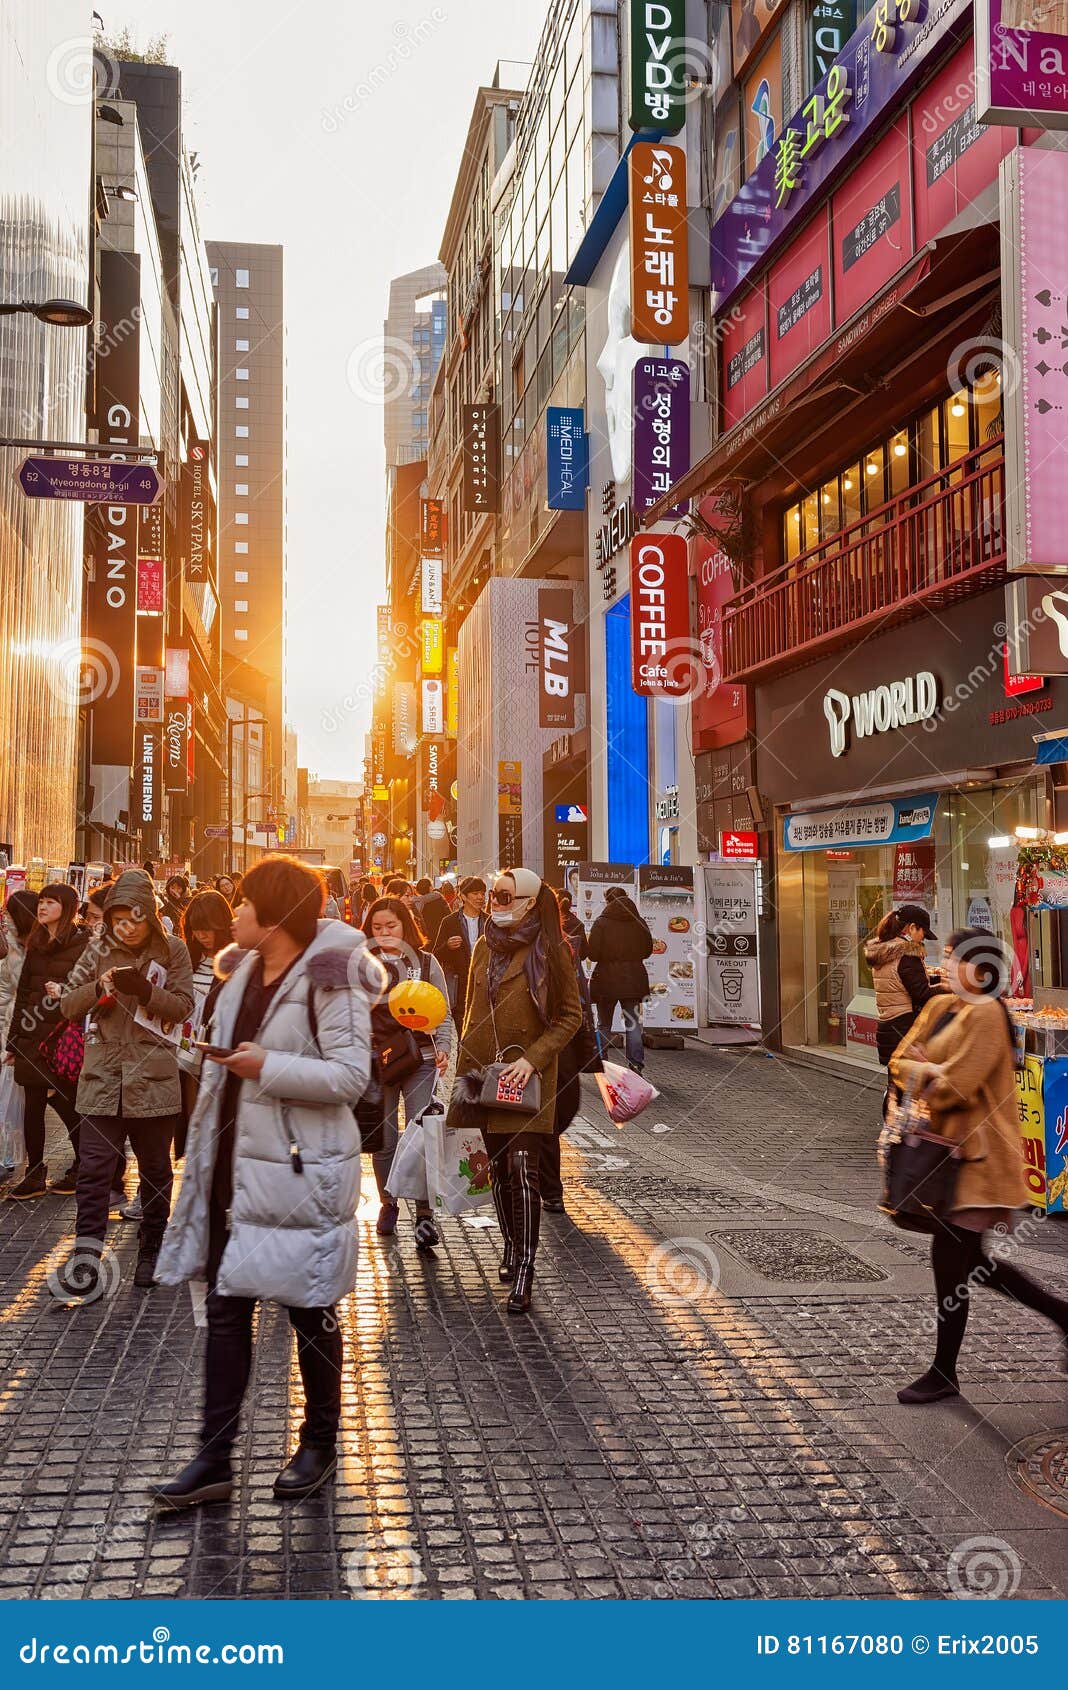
[373,1027,422,1087]
[878,1087,961,1233]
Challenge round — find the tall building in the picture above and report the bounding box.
[207,240,286,863]
[383,264,446,471]
[0,2,92,863]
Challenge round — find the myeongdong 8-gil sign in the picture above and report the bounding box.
[711,0,971,305]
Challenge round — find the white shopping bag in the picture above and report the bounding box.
[385,1115,429,1201]
[0,1063,25,1167]
[424,1101,493,1216]
[595,1059,660,1124]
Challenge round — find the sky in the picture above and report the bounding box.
[101,0,544,780]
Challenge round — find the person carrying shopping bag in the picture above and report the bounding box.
[362,895,453,1247]
[457,868,582,1314]
[5,885,88,1198]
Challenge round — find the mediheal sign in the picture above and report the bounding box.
[629,534,690,697]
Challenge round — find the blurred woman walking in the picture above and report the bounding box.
[4,885,87,1198]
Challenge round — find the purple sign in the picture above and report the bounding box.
[711,0,970,307]
[632,357,690,518]
[976,0,1068,129]
[18,457,162,505]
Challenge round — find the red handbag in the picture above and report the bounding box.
[39,1020,85,1085]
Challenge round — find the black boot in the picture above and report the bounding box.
[9,1164,47,1201]
[49,1242,105,1304]
[507,1148,540,1315]
[273,1444,337,1499]
[151,1454,233,1510]
[134,1237,162,1290]
[492,1152,516,1282]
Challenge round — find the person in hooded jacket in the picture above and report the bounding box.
[864,905,942,1071]
[586,887,654,1073]
[160,874,191,934]
[55,868,195,1298]
[0,890,38,1173]
[5,885,88,1199]
[151,855,379,1510]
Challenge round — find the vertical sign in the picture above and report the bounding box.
[1001,147,1068,573]
[703,862,761,1026]
[977,0,1068,129]
[809,0,855,84]
[139,497,163,563]
[537,587,576,729]
[446,646,460,738]
[136,557,164,614]
[183,441,210,578]
[164,702,191,795]
[462,402,500,513]
[421,556,443,615]
[629,534,691,696]
[421,677,444,736]
[165,646,190,701]
[420,497,446,552]
[638,865,697,1027]
[629,142,689,345]
[546,407,589,510]
[497,759,523,869]
[136,726,162,846]
[629,0,687,132]
[421,618,444,674]
[135,666,164,723]
[419,738,445,811]
[392,681,417,756]
[85,249,140,765]
[632,357,691,517]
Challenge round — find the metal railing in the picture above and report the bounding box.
[722,437,1006,681]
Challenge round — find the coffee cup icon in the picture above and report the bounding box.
[720,964,743,1004]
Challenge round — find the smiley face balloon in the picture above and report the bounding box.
[388,978,448,1034]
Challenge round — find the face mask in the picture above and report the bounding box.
[490,896,533,927]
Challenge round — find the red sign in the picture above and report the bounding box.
[630,534,690,697]
[831,126,911,326]
[628,142,689,345]
[1003,643,1043,699]
[720,829,758,860]
[893,842,936,905]
[692,517,749,748]
[136,556,163,615]
[420,497,445,553]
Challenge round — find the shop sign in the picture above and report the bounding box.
[629,142,689,345]
[421,618,444,674]
[712,0,970,305]
[1016,1056,1048,1205]
[823,670,939,756]
[629,0,687,132]
[461,403,500,514]
[537,587,575,730]
[632,359,690,518]
[976,0,1068,129]
[1006,574,1068,673]
[595,491,635,574]
[1002,641,1043,696]
[446,646,459,737]
[392,681,417,756]
[135,665,164,724]
[183,441,210,580]
[164,647,190,701]
[892,841,936,904]
[497,759,523,869]
[841,182,900,272]
[784,792,939,851]
[810,0,855,83]
[139,498,163,562]
[137,726,161,836]
[926,104,984,185]
[136,556,163,615]
[703,862,761,1026]
[420,497,445,553]
[376,605,391,665]
[629,534,690,697]
[421,557,443,617]
[1003,148,1068,574]
[419,738,445,811]
[546,407,589,511]
[164,701,191,795]
[421,678,444,736]
[721,829,759,860]
[776,265,824,339]
[1040,1058,1068,1213]
[726,328,765,390]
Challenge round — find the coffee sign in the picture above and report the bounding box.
[630,534,691,697]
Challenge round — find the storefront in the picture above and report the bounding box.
[756,587,1066,1069]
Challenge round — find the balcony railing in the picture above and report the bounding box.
[721,437,1006,682]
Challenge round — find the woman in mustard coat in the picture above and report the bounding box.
[459,868,582,1314]
[890,928,1068,1404]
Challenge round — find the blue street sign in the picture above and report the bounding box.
[17,456,162,505]
[546,408,588,511]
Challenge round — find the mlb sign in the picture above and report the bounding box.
[720,830,758,860]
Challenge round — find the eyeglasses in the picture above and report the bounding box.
[490,889,515,907]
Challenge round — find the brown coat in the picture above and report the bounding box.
[889,996,1029,1216]
[458,935,583,1136]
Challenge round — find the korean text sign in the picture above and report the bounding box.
[629,534,690,697]
[629,142,689,344]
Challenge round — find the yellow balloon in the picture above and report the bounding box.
[388,978,448,1033]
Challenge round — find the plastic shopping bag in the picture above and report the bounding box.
[0,1063,25,1167]
[595,1059,660,1125]
[385,1114,429,1202]
[423,1100,493,1216]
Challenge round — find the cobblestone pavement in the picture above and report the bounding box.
[1,1043,1067,1601]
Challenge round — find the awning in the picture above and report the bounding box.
[644,223,999,522]
[1036,736,1068,766]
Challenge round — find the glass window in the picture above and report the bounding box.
[915,404,943,482]
[972,368,1002,445]
[234,629,248,641]
[784,502,803,563]
[235,483,248,495]
[234,541,249,553]
[235,396,249,409]
[819,476,841,541]
[945,390,970,463]
[863,444,886,509]
[235,453,249,466]
[801,490,819,553]
[236,307,249,319]
[889,428,909,497]
[235,338,249,351]
[235,600,249,613]
[235,512,249,525]
[841,463,862,530]
[235,268,250,288]
[235,425,249,438]
[235,570,249,582]
[236,368,249,381]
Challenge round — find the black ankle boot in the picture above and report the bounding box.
[508,1264,534,1315]
[151,1454,233,1510]
[498,1241,517,1283]
[273,1444,337,1499]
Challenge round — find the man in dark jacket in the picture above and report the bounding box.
[433,876,486,1013]
[413,876,451,949]
[587,888,654,1073]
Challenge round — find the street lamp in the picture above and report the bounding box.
[0,298,93,328]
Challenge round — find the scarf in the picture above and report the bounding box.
[484,909,550,1026]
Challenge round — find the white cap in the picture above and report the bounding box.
[505,867,542,900]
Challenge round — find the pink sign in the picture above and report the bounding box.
[976,0,1068,129]
[1003,146,1068,572]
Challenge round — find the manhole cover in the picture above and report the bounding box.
[1007,1432,1068,1519]
[710,1229,887,1283]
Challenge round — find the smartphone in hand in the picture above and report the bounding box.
[194,1041,234,1060]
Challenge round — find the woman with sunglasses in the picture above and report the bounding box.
[458,868,582,1313]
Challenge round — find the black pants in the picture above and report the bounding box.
[200,1289,342,1461]
[23,1084,81,1169]
[930,1221,1068,1383]
[485,1129,542,1278]
[539,1135,563,1205]
[76,1115,173,1246]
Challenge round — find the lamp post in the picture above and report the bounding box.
[0,298,93,328]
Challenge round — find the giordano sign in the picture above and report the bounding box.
[823,670,940,757]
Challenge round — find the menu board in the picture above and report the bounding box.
[703,863,760,1027]
[638,865,697,1029]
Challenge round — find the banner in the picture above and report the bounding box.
[136,556,164,615]
[892,842,936,906]
[136,725,162,846]
[783,793,939,851]
[638,865,696,1028]
[977,0,1068,128]
[420,497,445,553]
[1041,1057,1068,1213]
[165,647,190,701]
[182,440,211,580]
[629,534,690,697]
[629,142,689,345]
[537,587,575,729]
[164,700,191,795]
[421,677,444,736]
[1015,1055,1047,1208]
[632,358,690,517]
[546,407,589,511]
[497,759,523,868]
[392,681,417,757]
[703,862,761,1027]
[446,647,459,738]
[421,618,444,674]
[462,403,500,514]
[421,556,443,616]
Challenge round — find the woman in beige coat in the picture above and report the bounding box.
[459,868,582,1314]
[890,928,1068,1404]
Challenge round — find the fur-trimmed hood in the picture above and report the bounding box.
[863,936,924,968]
[213,918,387,1002]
